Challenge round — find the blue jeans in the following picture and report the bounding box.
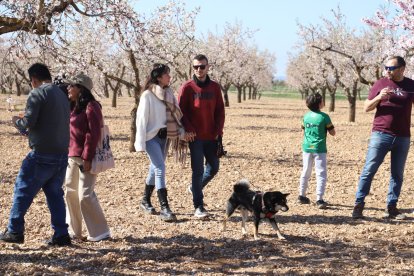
[8,151,69,237]
[355,131,410,206]
[145,136,167,190]
[189,139,219,208]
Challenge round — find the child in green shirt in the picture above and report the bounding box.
[298,93,336,209]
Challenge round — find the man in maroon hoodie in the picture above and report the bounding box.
[178,54,225,218]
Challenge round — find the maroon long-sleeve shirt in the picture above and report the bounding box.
[68,101,103,161]
[178,76,225,140]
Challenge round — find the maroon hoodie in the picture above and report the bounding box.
[68,101,102,161]
[178,75,225,140]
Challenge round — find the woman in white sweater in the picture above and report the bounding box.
[135,64,185,221]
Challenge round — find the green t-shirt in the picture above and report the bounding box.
[302,111,334,153]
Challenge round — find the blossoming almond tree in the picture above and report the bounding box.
[1,0,198,151]
[202,22,257,106]
[364,0,414,77]
[293,8,392,121]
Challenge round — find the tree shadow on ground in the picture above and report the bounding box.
[233,125,301,133]
[225,153,302,166]
[104,115,131,120]
[233,113,302,120]
[110,133,130,142]
[2,228,412,275]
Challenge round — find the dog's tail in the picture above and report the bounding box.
[234,179,250,194]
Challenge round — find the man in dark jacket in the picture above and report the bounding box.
[0,63,71,246]
[178,54,225,218]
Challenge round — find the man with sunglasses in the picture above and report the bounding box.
[178,54,225,218]
[352,56,414,220]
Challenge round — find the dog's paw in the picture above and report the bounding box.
[277,235,286,240]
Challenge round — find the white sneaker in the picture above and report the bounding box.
[194,206,209,218]
[87,232,111,242]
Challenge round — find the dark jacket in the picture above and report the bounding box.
[15,83,70,154]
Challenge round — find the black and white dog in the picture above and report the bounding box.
[223,180,289,240]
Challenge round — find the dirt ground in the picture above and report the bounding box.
[0,93,413,275]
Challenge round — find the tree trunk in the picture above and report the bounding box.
[128,50,141,152]
[129,90,140,152]
[223,88,230,107]
[329,92,335,112]
[248,86,252,100]
[111,87,117,107]
[345,86,358,122]
[15,77,21,96]
[237,86,242,103]
[348,97,356,122]
[104,77,110,98]
[320,88,326,106]
[243,86,246,101]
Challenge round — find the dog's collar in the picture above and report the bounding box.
[263,211,275,219]
[253,192,276,218]
[252,191,262,206]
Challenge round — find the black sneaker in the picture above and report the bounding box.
[352,203,365,219]
[46,234,72,246]
[383,205,407,220]
[316,200,328,209]
[297,196,310,204]
[0,229,24,244]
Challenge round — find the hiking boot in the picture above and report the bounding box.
[383,205,407,220]
[46,234,71,246]
[0,229,24,244]
[297,196,310,204]
[352,203,365,219]
[157,188,177,222]
[140,185,156,214]
[194,206,209,218]
[316,200,328,209]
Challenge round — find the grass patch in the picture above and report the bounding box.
[228,85,369,101]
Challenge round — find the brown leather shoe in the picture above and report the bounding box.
[352,203,364,219]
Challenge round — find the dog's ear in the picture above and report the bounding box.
[283,193,290,198]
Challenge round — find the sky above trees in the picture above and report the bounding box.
[136,0,393,79]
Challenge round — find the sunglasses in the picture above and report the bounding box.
[384,65,402,71]
[193,65,207,70]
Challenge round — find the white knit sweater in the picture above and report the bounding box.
[134,90,167,151]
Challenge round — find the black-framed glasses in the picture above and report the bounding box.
[193,65,207,70]
[385,65,402,71]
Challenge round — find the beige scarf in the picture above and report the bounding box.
[150,85,187,165]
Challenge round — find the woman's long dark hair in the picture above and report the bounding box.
[70,84,99,113]
[142,63,170,93]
